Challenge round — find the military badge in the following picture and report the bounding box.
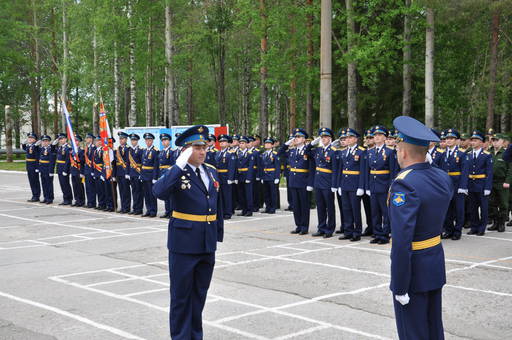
[392,192,406,207]
[29,148,33,154]
[354,155,359,161]
[148,152,152,159]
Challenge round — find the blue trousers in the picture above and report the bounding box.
[372,193,390,240]
[444,192,465,236]
[58,174,73,203]
[286,176,293,209]
[85,173,96,207]
[116,176,131,212]
[71,175,85,205]
[27,168,41,199]
[95,177,105,208]
[169,252,215,340]
[130,176,144,213]
[290,187,310,232]
[220,183,232,217]
[104,180,114,209]
[238,181,253,214]
[362,194,373,232]
[143,180,157,215]
[393,289,444,340]
[336,192,344,233]
[315,188,335,235]
[40,172,54,202]
[469,192,488,233]
[263,180,277,212]
[342,191,362,237]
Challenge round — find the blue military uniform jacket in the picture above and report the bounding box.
[438,146,468,190]
[337,145,366,191]
[236,149,256,182]
[466,149,493,192]
[428,147,444,167]
[389,162,453,295]
[56,144,71,175]
[250,147,261,180]
[141,145,159,181]
[92,147,104,178]
[158,146,175,178]
[128,145,143,178]
[278,144,313,188]
[260,150,280,181]
[84,144,96,176]
[215,148,236,184]
[22,143,40,171]
[153,163,224,254]
[206,146,218,167]
[115,145,130,177]
[307,144,337,189]
[38,145,56,174]
[366,145,399,194]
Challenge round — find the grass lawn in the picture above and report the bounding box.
[0,161,26,171]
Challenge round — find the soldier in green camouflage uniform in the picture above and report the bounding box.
[488,134,512,232]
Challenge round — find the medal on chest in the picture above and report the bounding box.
[180,175,191,190]
[354,154,359,161]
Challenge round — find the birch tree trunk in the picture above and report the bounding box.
[93,28,99,134]
[165,1,179,126]
[486,11,499,131]
[425,7,435,128]
[319,0,332,128]
[114,41,120,128]
[346,0,358,130]
[306,0,314,135]
[5,105,13,163]
[402,0,412,116]
[145,16,153,126]
[259,0,269,137]
[30,0,41,136]
[128,0,137,126]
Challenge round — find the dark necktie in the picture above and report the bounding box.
[195,167,207,192]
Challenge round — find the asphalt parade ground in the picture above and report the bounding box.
[0,170,511,340]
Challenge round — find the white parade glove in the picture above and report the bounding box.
[234,180,238,184]
[52,139,59,146]
[306,186,313,192]
[125,174,130,180]
[274,179,279,184]
[261,180,264,184]
[311,137,321,147]
[331,187,337,193]
[484,189,491,196]
[331,140,341,148]
[338,188,342,196]
[35,140,42,146]
[457,188,468,195]
[100,175,105,181]
[256,177,260,181]
[245,180,251,184]
[395,293,410,306]
[80,174,85,179]
[425,153,433,164]
[176,147,193,170]
[285,138,294,146]
[366,190,371,196]
[227,180,233,185]
[112,177,116,182]
[152,179,157,184]
[62,172,67,176]
[356,188,364,196]
[35,169,39,173]
[49,173,54,177]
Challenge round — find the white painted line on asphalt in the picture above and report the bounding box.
[0,290,147,340]
[465,234,512,242]
[274,325,331,340]
[124,288,168,297]
[446,284,512,298]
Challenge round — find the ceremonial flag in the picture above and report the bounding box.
[62,99,79,160]
[99,102,114,179]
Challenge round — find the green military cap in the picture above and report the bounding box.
[460,133,470,140]
[495,133,511,141]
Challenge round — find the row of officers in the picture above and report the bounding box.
[22,125,511,241]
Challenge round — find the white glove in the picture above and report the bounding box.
[112,177,116,182]
[261,180,264,184]
[176,147,193,170]
[484,189,491,196]
[35,140,42,146]
[227,180,233,184]
[49,173,54,177]
[152,179,157,184]
[125,174,130,180]
[245,180,251,184]
[395,293,410,306]
[338,188,342,196]
[274,179,279,184]
[52,139,59,146]
[356,188,364,196]
[285,138,294,146]
[306,186,313,192]
[457,188,468,195]
[62,172,67,176]
[331,140,341,148]
[425,153,433,164]
[311,136,321,146]
[35,169,39,173]
[100,175,105,181]
[80,174,85,179]
[366,190,371,196]
[234,180,238,184]
[331,187,337,193]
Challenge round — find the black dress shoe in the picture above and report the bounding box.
[141,213,151,217]
[378,239,389,245]
[290,230,300,234]
[160,213,170,218]
[267,211,276,214]
[335,230,343,234]
[106,208,115,212]
[128,211,135,215]
[244,212,253,217]
[299,231,308,235]
[46,201,53,204]
[76,203,84,207]
[132,211,142,215]
[441,233,453,239]
[223,215,231,220]
[451,234,461,240]
[487,225,498,231]
[362,228,373,237]
[467,230,477,235]
[338,235,352,240]
[323,234,333,239]
[507,221,512,227]
[369,238,380,244]
[350,236,361,242]
[149,214,157,218]
[476,232,485,236]
[312,232,324,237]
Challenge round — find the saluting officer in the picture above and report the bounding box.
[236,136,256,216]
[141,133,159,217]
[366,125,399,245]
[215,134,236,219]
[337,128,366,242]
[438,129,468,240]
[467,130,493,236]
[205,134,218,167]
[128,134,143,215]
[389,116,452,340]
[92,136,106,210]
[260,137,280,214]
[22,132,41,202]
[361,128,374,236]
[153,125,223,340]
[38,135,56,204]
[308,128,337,238]
[249,136,263,212]
[56,133,73,205]
[70,134,85,207]
[332,129,346,235]
[157,133,174,218]
[116,132,132,214]
[84,133,97,208]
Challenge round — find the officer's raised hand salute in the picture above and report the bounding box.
[153,125,223,340]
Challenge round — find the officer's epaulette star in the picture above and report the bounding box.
[204,163,216,169]
[395,169,413,180]
[358,146,366,151]
[272,151,277,154]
